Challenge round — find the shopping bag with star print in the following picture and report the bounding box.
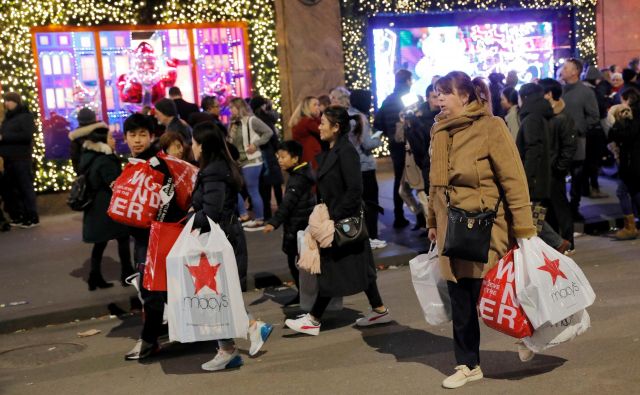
[514,237,595,329]
[166,216,249,343]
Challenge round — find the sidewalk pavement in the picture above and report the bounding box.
[0,159,625,333]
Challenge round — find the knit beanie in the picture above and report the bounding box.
[154,98,178,117]
[77,107,97,126]
[584,66,603,81]
[3,92,22,106]
[87,127,109,144]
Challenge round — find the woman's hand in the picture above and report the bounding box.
[246,144,258,154]
[428,227,437,242]
[262,224,275,233]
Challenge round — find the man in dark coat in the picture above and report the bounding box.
[539,78,578,251]
[0,92,38,227]
[154,98,192,142]
[374,69,413,228]
[517,83,554,201]
[518,84,568,252]
[169,86,199,122]
[561,58,600,220]
[263,141,316,304]
[187,95,227,134]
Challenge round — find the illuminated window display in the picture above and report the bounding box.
[32,24,251,159]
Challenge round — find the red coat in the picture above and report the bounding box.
[292,116,322,169]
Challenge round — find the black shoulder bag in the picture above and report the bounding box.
[334,206,368,248]
[442,189,501,263]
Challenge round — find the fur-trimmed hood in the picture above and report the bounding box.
[82,140,113,155]
[69,122,108,141]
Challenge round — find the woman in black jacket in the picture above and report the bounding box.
[0,92,38,227]
[609,87,640,239]
[284,106,391,336]
[78,127,132,290]
[190,122,273,372]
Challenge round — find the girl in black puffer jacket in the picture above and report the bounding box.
[191,122,273,372]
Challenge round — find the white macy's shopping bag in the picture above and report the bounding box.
[514,237,595,329]
[166,216,249,343]
[409,244,451,326]
[523,309,591,353]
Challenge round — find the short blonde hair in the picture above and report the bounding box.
[330,87,351,108]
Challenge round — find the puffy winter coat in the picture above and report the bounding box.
[0,105,35,160]
[516,92,554,200]
[267,162,316,254]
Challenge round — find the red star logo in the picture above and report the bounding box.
[186,253,221,294]
[536,252,567,285]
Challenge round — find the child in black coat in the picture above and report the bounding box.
[263,141,316,305]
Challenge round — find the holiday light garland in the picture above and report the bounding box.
[340,0,597,157]
[0,0,281,192]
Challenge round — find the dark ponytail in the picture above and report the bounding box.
[323,105,362,139]
[192,122,243,190]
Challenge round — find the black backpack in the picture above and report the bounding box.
[67,155,98,211]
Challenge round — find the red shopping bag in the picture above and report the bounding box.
[143,221,185,291]
[108,160,165,228]
[478,248,533,338]
[157,152,197,211]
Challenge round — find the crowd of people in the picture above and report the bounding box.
[0,54,638,387]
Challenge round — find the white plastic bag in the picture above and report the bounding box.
[297,230,343,312]
[409,244,452,325]
[166,216,249,343]
[523,309,591,353]
[515,236,596,329]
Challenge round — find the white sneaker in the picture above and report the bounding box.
[442,365,483,389]
[355,308,392,327]
[248,321,273,356]
[517,341,535,362]
[284,313,320,336]
[243,220,265,232]
[201,348,243,371]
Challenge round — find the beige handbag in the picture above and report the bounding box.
[403,149,424,190]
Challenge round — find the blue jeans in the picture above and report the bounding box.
[616,180,640,216]
[237,165,264,220]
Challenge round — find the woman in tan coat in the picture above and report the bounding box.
[426,71,537,389]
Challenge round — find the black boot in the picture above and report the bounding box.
[88,272,114,291]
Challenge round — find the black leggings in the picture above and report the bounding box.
[90,236,132,275]
[310,280,383,319]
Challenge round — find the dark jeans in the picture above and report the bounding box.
[617,180,640,216]
[546,175,574,246]
[287,252,300,291]
[90,236,132,276]
[0,159,38,222]
[447,278,483,369]
[389,140,406,220]
[570,160,586,214]
[362,169,380,239]
[311,280,383,319]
